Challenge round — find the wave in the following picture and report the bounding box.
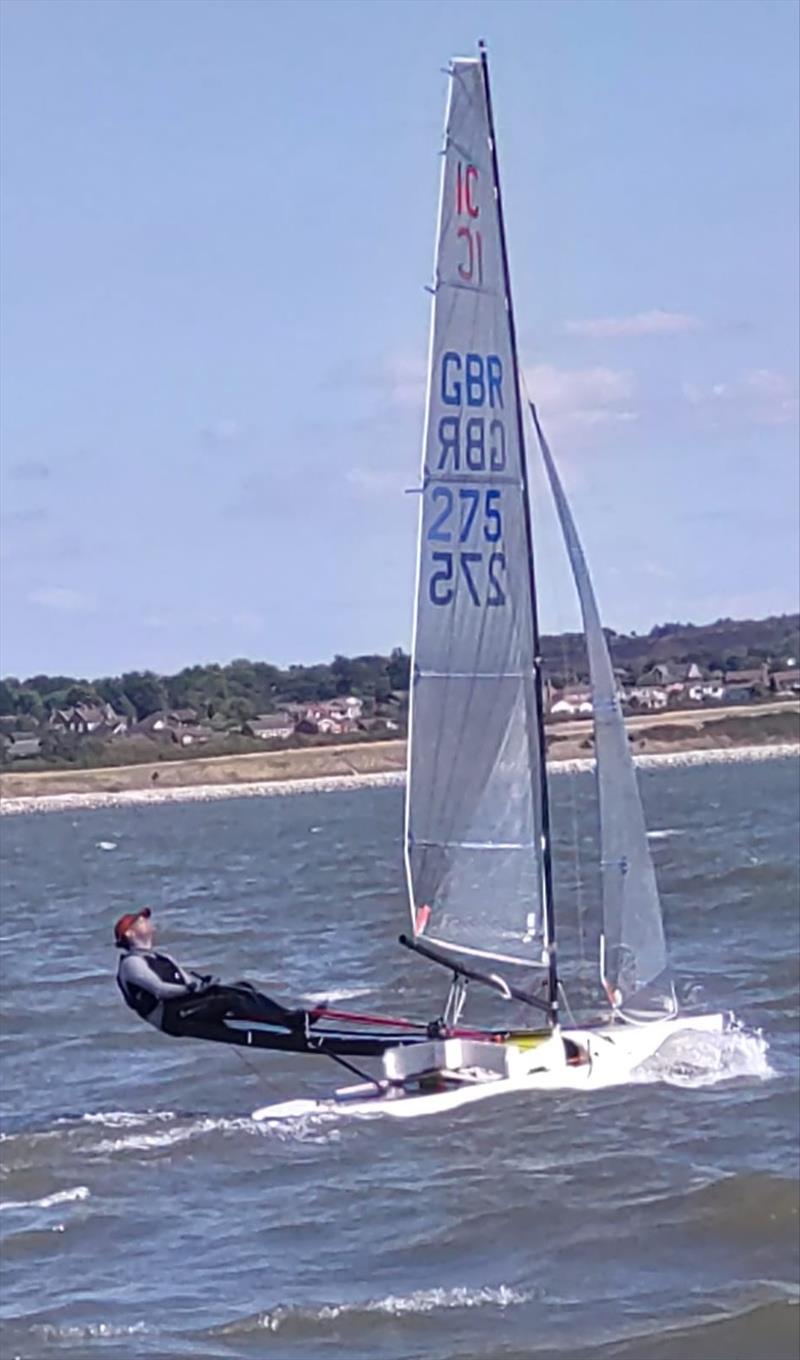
[635,1023,774,1087]
[572,1295,799,1360]
[675,1174,800,1243]
[78,1109,178,1128]
[211,1284,532,1339]
[0,1185,89,1212]
[1,1107,342,1157]
[31,1320,153,1343]
[647,828,683,840]
[86,1111,341,1153]
[301,986,373,1004]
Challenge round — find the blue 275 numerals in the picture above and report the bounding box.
[426,488,506,607]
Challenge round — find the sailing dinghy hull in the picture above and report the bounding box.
[252,1012,728,1121]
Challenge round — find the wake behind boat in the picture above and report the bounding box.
[127,45,734,1117]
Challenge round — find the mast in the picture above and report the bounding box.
[478,42,558,1021]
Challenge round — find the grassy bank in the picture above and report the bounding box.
[1,704,797,802]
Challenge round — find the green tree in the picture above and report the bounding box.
[121,671,167,720]
[387,648,410,690]
[95,678,136,720]
[65,683,99,707]
[221,695,257,724]
[23,674,78,698]
[0,680,17,716]
[166,664,228,716]
[14,688,45,722]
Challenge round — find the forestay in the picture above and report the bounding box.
[405,59,544,968]
[531,407,677,1018]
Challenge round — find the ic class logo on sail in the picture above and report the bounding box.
[455,159,482,285]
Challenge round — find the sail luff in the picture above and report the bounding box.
[530,404,677,1019]
[402,73,454,931]
[478,45,558,1018]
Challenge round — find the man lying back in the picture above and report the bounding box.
[114,908,314,1036]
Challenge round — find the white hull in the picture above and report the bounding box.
[252,1012,728,1122]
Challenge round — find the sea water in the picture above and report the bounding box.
[0,757,797,1359]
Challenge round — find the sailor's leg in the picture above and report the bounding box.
[165,984,309,1033]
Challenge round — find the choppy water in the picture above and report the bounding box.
[1,757,798,1360]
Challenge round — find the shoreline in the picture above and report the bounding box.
[0,742,796,817]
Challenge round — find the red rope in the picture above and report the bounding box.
[310,1006,424,1030]
[311,1005,516,1042]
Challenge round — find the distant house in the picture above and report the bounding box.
[168,707,199,725]
[626,685,669,711]
[50,702,128,735]
[686,681,724,703]
[1,732,42,760]
[723,664,768,701]
[334,695,363,722]
[133,711,212,745]
[133,711,173,738]
[631,662,724,707]
[293,702,359,736]
[174,724,213,747]
[770,668,800,695]
[244,714,295,740]
[638,663,682,687]
[549,687,593,717]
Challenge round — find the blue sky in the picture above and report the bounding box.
[1,0,798,679]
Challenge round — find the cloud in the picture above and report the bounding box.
[8,459,52,480]
[199,418,247,448]
[682,368,798,426]
[345,466,409,497]
[1,508,48,525]
[563,309,703,338]
[382,358,426,408]
[524,364,637,428]
[231,611,264,634]
[325,356,426,411]
[28,587,96,613]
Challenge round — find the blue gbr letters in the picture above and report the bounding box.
[441,352,503,408]
[427,351,510,607]
[437,351,506,472]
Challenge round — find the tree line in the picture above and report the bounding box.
[0,651,413,725]
[1,614,798,726]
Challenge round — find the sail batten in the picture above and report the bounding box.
[404,55,549,979]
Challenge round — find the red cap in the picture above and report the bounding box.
[113,907,151,946]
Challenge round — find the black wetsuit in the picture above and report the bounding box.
[116,946,309,1035]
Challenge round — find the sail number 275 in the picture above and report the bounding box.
[427,487,506,607]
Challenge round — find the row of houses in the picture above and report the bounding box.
[548,662,800,717]
[244,696,400,739]
[0,695,399,762]
[2,665,797,761]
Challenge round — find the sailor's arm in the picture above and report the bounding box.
[119,952,204,1001]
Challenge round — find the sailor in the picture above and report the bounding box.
[114,908,312,1036]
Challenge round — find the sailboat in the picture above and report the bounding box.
[246,44,729,1118]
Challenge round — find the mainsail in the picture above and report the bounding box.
[405,54,552,977]
[530,406,677,1018]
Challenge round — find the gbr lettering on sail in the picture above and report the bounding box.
[426,153,509,609]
